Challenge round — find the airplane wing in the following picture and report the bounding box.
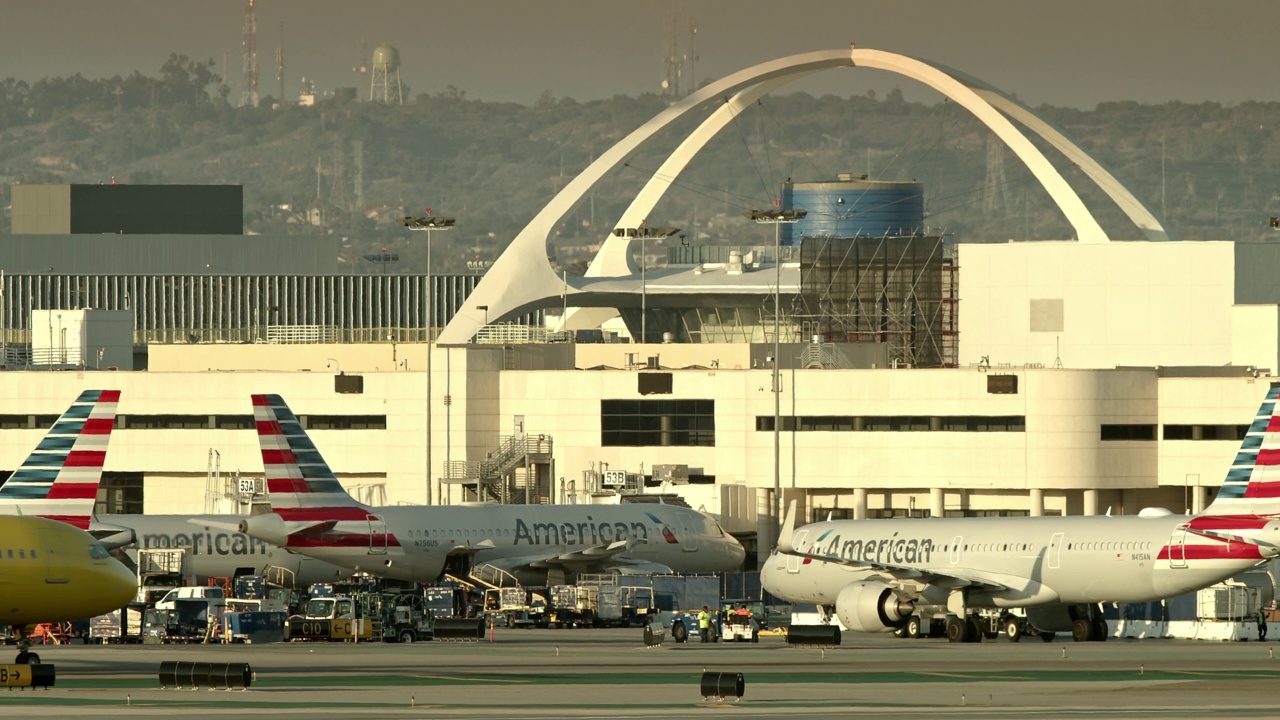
[481,539,632,572]
[777,500,1011,591]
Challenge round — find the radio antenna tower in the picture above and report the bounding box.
[275,21,285,103]
[241,0,259,108]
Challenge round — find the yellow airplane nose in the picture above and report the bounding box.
[97,558,139,609]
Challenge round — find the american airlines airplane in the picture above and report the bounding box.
[762,384,1280,643]
[239,394,746,585]
[0,390,348,587]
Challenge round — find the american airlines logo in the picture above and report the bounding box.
[514,518,651,546]
[817,531,935,565]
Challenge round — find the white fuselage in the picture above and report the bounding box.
[763,513,1275,609]
[95,515,350,587]
[259,503,746,583]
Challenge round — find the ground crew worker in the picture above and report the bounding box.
[1259,606,1269,641]
[698,606,711,643]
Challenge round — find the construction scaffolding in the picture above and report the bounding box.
[796,234,957,369]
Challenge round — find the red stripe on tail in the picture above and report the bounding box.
[80,418,115,435]
[267,478,312,494]
[63,451,106,468]
[46,483,100,500]
[274,506,375,521]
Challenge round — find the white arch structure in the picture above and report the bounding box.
[438,48,1169,345]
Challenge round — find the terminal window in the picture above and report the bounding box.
[1100,424,1157,441]
[600,399,714,447]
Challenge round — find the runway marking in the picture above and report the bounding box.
[913,672,1029,680]
[406,674,528,683]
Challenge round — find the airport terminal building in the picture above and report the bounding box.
[1,186,1278,570]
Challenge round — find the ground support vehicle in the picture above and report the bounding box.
[647,576,722,643]
[548,584,598,628]
[88,602,147,644]
[288,594,377,642]
[485,586,550,629]
[221,611,289,643]
[135,548,188,606]
[380,592,435,643]
[721,613,759,643]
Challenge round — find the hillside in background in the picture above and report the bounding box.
[2,56,1279,275]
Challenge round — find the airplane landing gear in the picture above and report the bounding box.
[11,626,39,664]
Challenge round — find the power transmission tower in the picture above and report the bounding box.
[353,140,364,212]
[983,136,1009,213]
[241,0,259,108]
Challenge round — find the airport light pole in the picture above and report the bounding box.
[613,225,679,343]
[404,213,456,505]
[745,208,806,544]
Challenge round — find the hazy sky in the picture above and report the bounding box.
[4,0,1279,108]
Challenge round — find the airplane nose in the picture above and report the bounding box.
[101,558,138,608]
[727,537,746,567]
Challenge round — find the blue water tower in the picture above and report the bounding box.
[780,174,925,244]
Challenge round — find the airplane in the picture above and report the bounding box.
[0,390,348,588]
[762,382,1280,643]
[0,515,137,663]
[239,394,746,586]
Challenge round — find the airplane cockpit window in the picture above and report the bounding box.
[89,543,111,560]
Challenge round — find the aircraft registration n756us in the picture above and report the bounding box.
[240,394,745,585]
[763,383,1280,643]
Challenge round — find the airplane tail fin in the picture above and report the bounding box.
[0,390,120,529]
[1200,382,1280,518]
[252,394,369,519]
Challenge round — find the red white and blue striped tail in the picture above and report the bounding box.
[1200,383,1280,518]
[0,390,120,530]
[252,393,370,520]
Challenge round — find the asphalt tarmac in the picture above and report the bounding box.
[6,627,1280,719]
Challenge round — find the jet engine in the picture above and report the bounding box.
[238,513,290,546]
[835,581,914,633]
[90,523,136,550]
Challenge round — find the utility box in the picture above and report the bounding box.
[30,308,134,370]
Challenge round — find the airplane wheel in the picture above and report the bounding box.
[965,617,982,643]
[1037,630,1056,642]
[946,616,967,643]
[1003,618,1023,643]
[15,651,38,664]
[1071,618,1092,642]
[905,616,923,639]
[671,622,687,643]
[1092,618,1109,642]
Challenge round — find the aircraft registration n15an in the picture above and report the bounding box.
[0,390,348,587]
[239,394,746,585]
[0,515,137,663]
[763,383,1280,643]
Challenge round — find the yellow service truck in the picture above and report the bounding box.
[288,595,375,642]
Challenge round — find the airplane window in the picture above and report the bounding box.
[18,549,25,559]
[5,549,11,558]
[1002,544,1008,552]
